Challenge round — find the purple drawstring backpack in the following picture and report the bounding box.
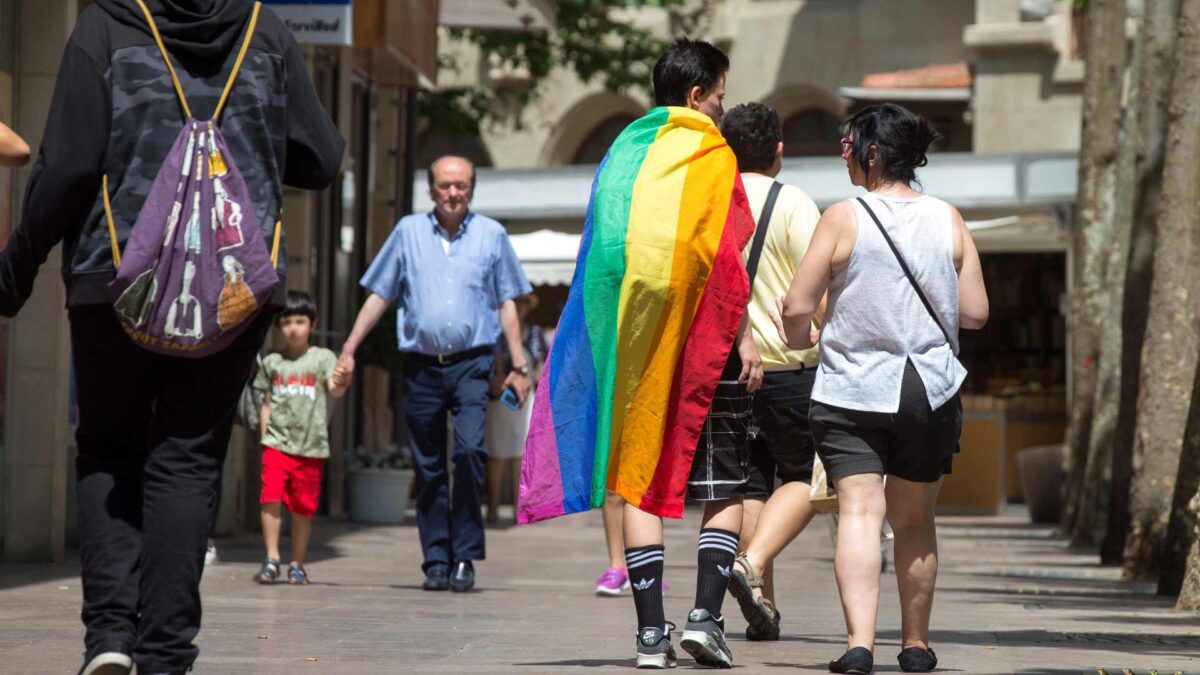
[104,0,279,357]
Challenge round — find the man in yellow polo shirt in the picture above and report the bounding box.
[719,102,823,642]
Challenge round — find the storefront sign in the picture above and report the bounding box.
[261,0,353,46]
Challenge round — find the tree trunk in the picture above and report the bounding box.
[1123,0,1200,581]
[1176,487,1200,609]
[1072,14,1142,547]
[1062,0,1129,536]
[1101,0,1181,565]
[1161,364,1200,594]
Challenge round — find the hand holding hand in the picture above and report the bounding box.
[334,352,356,387]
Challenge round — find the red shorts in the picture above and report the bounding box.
[260,446,325,517]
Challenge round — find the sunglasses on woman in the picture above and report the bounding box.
[840,136,853,160]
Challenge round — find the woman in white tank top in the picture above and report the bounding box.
[770,104,988,674]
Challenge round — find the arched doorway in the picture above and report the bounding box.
[570,114,639,165]
[761,84,846,158]
[781,108,843,157]
[540,92,645,166]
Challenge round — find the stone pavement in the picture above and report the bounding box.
[1,506,1198,674]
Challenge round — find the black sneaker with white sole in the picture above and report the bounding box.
[636,624,678,669]
[680,608,733,668]
[77,650,132,675]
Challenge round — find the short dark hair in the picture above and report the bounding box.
[841,103,942,186]
[721,103,782,173]
[652,38,730,107]
[277,289,318,326]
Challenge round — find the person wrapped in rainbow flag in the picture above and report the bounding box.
[519,39,762,669]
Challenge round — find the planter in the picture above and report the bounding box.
[348,468,413,525]
[1015,444,1066,524]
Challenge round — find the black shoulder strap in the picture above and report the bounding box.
[855,197,954,349]
[745,181,783,289]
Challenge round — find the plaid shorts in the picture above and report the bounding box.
[687,380,754,501]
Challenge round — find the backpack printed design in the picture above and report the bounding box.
[218,256,258,330]
[104,0,278,357]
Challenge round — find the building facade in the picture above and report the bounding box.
[433,0,1083,171]
[419,0,1086,512]
[0,0,556,561]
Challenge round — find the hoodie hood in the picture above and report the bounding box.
[95,0,255,73]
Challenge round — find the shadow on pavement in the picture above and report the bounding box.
[0,561,79,589]
[874,627,1200,658]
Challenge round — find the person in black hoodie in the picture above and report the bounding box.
[0,2,344,673]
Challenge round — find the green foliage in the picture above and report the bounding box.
[423,0,687,138]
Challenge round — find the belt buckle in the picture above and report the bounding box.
[437,353,449,365]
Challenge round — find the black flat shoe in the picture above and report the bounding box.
[829,646,873,674]
[422,566,450,591]
[450,560,475,593]
[898,646,937,672]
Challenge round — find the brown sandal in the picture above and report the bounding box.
[727,554,775,635]
[747,597,782,641]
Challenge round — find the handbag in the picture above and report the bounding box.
[809,456,838,514]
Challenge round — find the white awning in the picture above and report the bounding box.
[839,86,972,102]
[967,215,1067,253]
[509,230,581,286]
[509,214,1065,288]
[418,152,1079,219]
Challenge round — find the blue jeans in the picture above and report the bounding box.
[402,352,491,571]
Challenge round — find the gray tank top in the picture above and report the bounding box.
[812,193,967,413]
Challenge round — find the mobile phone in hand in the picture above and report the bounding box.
[500,386,521,411]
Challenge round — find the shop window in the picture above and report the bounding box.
[572,114,638,165]
[782,108,842,157]
[957,252,1067,394]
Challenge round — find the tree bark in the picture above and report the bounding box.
[1101,0,1182,565]
[1162,364,1200,594]
[1123,0,1200,581]
[1072,13,1142,547]
[1062,0,1129,536]
[1176,487,1200,609]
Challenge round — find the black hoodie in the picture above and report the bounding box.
[96,0,255,73]
[0,0,346,315]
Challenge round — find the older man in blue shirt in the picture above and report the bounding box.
[338,155,533,592]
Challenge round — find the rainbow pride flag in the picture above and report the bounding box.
[518,106,754,524]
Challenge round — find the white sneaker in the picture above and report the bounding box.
[204,544,219,566]
[80,651,132,675]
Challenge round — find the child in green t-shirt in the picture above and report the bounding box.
[253,291,348,585]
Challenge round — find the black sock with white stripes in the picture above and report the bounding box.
[695,528,738,619]
[625,544,666,633]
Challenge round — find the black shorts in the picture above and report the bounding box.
[745,368,817,499]
[809,360,962,484]
[687,380,753,501]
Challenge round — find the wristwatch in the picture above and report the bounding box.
[510,364,531,377]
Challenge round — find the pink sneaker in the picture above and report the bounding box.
[595,566,630,596]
